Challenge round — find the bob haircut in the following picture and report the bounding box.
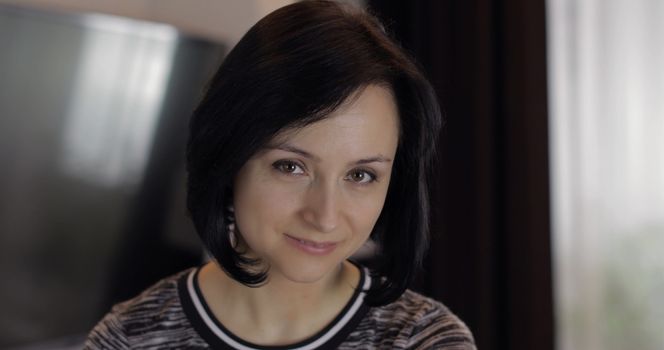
[186,0,441,306]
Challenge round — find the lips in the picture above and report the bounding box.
[289,235,335,247]
[284,234,338,255]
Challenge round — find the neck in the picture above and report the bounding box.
[199,260,359,345]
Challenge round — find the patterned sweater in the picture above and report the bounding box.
[85,266,476,349]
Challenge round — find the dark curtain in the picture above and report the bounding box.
[367,1,554,349]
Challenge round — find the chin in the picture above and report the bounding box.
[270,258,343,284]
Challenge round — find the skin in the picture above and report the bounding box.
[198,84,400,345]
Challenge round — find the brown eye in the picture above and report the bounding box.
[281,163,297,173]
[351,171,365,181]
[273,160,305,175]
[346,169,376,184]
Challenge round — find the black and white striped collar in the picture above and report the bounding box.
[178,262,371,350]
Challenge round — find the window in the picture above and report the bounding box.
[548,1,664,349]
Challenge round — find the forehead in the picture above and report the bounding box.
[268,85,400,156]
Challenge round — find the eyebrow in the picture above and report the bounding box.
[264,143,393,165]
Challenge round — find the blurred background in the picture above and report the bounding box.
[0,1,661,349]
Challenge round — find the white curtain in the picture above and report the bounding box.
[547,0,664,349]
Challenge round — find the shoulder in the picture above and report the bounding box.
[358,289,476,349]
[84,269,196,349]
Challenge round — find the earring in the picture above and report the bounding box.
[226,205,237,248]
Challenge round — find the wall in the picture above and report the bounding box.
[0,0,295,44]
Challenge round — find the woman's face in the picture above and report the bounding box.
[232,85,400,284]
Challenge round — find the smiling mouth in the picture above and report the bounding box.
[285,234,336,248]
[284,234,338,255]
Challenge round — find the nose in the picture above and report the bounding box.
[301,179,340,233]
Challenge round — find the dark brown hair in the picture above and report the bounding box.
[186,0,441,306]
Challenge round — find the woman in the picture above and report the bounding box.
[85,1,475,349]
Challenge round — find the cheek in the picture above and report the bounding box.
[348,186,391,239]
[233,177,301,242]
